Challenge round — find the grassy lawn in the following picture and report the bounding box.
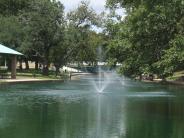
[167,71,184,81]
[15,69,69,80]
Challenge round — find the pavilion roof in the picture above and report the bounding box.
[0,43,23,55]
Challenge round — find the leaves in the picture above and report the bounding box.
[66,1,102,64]
[106,0,184,78]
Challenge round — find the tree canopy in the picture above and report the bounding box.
[0,0,103,76]
[106,0,184,79]
[0,0,183,79]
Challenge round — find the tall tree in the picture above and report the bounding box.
[66,1,102,65]
[21,0,65,75]
[106,0,184,79]
[0,0,31,16]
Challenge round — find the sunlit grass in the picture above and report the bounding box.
[168,71,184,81]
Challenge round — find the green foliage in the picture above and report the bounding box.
[106,0,184,79]
[66,1,102,64]
[0,0,31,16]
[0,0,105,76]
[67,1,100,28]
[0,16,23,49]
[155,35,184,77]
[20,0,65,75]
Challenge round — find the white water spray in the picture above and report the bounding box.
[92,46,111,93]
[90,46,128,93]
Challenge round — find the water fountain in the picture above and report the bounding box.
[91,46,112,93]
[91,46,128,93]
[93,68,110,93]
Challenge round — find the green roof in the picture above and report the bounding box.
[0,44,23,55]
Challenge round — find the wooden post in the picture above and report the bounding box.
[11,55,17,79]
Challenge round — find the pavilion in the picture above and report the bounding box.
[0,43,23,79]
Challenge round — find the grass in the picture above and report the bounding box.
[0,68,70,81]
[167,70,184,81]
[16,69,69,80]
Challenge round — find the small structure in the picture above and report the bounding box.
[0,44,23,79]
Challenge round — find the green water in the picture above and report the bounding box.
[0,75,184,138]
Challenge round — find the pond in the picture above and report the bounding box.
[0,74,184,138]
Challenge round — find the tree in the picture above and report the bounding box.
[66,1,102,65]
[154,35,184,78]
[0,15,25,70]
[0,0,34,70]
[106,0,184,79]
[0,16,22,49]
[50,32,69,76]
[0,0,31,16]
[20,0,65,75]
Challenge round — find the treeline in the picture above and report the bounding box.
[1,0,183,79]
[0,0,103,76]
[106,0,184,80]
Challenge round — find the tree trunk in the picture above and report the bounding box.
[161,76,166,82]
[42,48,50,76]
[55,66,60,77]
[24,59,29,70]
[42,66,49,76]
[35,60,39,70]
[42,58,49,76]
[139,74,142,80]
[19,60,23,70]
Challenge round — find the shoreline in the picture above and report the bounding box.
[0,74,184,87]
[0,78,64,85]
[142,79,184,86]
[0,73,91,85]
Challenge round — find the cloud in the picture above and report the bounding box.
[59,0,106,13]
[59,0,126,32]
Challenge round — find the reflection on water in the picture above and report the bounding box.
[0,76,184,138]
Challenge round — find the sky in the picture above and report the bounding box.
[59,0,125,16]
[59,0,125,32]
[60,0,107,14]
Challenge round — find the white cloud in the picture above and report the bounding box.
[59,0,126,32]
[59,0,106,13]
[60,0,125,17]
